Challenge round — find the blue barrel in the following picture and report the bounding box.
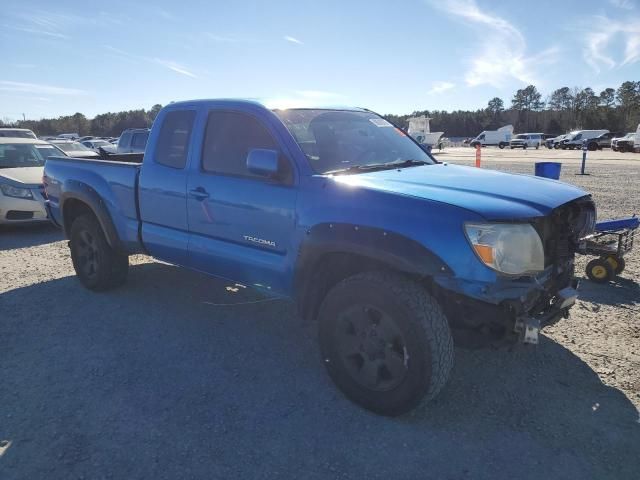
[535,162,561,180]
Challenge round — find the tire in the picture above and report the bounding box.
[318,271,454,416]
[69,213,129,291]
[498,143,505,149]
[586,258,613,283]
[606,256,626,275]
[587,143,597,151]
[523,144,527,149]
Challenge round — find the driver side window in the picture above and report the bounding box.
[201,111,292,183]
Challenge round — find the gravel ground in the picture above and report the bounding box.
[1,148,639,479]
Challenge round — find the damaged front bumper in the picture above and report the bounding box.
[433,263,579,345]
[513,285,578,344]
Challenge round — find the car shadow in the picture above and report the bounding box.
[0,222,63,250]
[1,262,638,480]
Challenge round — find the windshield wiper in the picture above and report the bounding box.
[323,164,383,175]
[324,159,428,175]
[380,159,428,168]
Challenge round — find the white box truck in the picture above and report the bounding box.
[469,125,513,149]
[407,116,444,147]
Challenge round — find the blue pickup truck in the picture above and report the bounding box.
[43,100,595,415]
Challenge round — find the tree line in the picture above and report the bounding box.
[1,104,163,137]
[386,81,640,137]
[2,81,639,138]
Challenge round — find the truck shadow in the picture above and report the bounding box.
[1,261,638,479]
[0,223,63,250]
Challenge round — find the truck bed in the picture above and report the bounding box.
[44,155,143,252]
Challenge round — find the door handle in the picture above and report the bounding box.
[189,187,210,200]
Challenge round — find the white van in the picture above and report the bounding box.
[634,124,640,152]
[509,133,543,149]
[469,125,513,149]
[560,130,608,150]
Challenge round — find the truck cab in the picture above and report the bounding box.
[117,128,150,153]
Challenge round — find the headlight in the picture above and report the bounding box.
[464,223,544,275]
[0,184,34,199]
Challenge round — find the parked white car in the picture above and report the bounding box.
[81,139,117,153]
[0,138,50,224]
[0,128,37,139]
[49,140,99,158]
[509,133,543,149]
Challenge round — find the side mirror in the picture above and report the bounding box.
[247,148,279,177]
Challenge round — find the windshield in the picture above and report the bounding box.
[35,144,66,158]
[274,109,434,174]
[0,143,45,168]
[55,142,91,152]
[514,134,527,139]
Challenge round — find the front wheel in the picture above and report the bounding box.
[318,271,454,416]
[70,213,129,291]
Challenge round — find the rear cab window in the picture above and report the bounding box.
[155,111,196,169]
[131,132,149,149]
[118,132,132,148]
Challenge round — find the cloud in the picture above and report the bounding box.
[583,17,640,71]
[284,35,303,45]
[153,59,197,78]
[429,0,554,87]
[428,81,455,94]
[608,0,635,9]
[0,80,87,96]
[0,23,70,39]
[103,46,198,78]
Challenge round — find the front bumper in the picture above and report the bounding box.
[0,186,48,224]
[434,262,579,346]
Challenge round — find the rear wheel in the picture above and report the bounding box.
[498,143,506,149]
[587,142,597,151]
[70,213,128,291]
[318,271,454,416]
[586,258,613,283]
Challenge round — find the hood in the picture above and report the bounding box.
[333,163,588,220]
[0,166,44,187]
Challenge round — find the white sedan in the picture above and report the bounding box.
[0,138,52,224]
